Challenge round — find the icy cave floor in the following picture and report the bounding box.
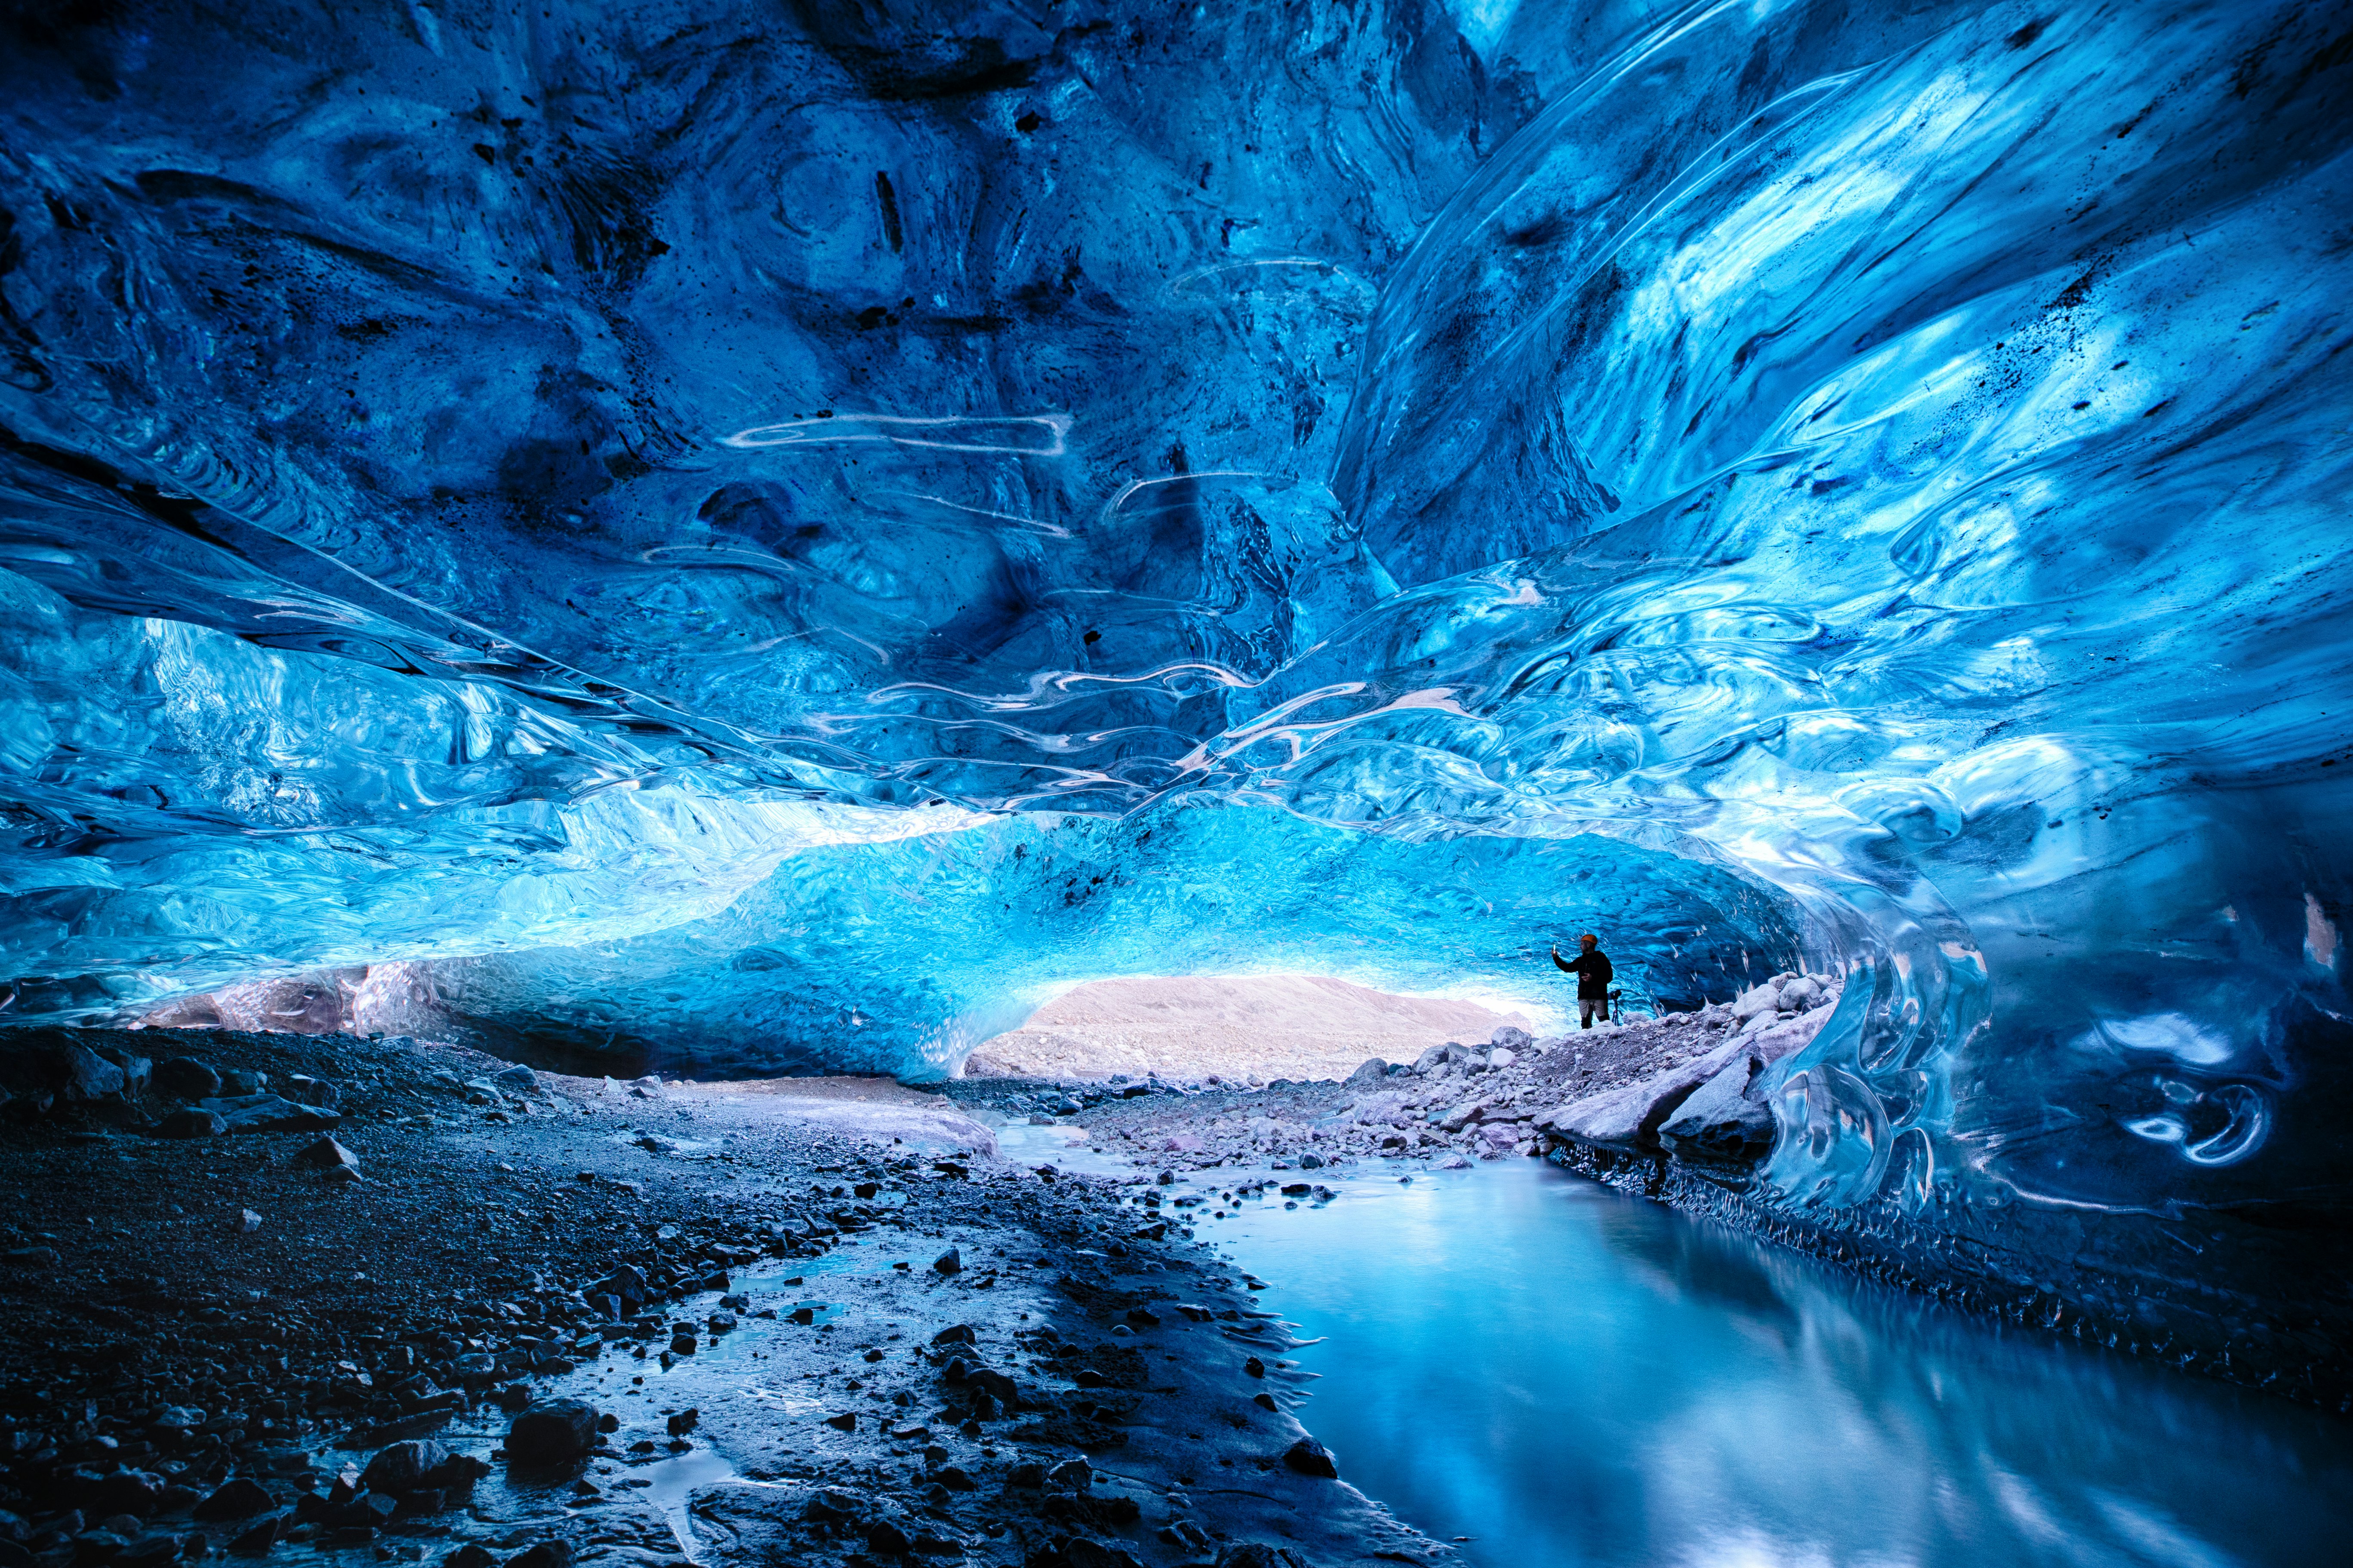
[0,1027,1439,1568]
[963,975,1534,1087]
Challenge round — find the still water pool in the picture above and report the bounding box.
[1206,1160,2353,1568]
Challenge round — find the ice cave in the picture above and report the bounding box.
[0,1,2350,1565]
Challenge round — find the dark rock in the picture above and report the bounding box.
[192,1481,275,1522]
[1253,1393,1278,1412]
[285,1077,339,1110]
[501,1543,569,1568]
[219,1070,265,1096]
[664,1410,697,1437]
[505,1400,598,1465]
[1344,1058,1389,1088]
[440,1547,492,1568]
[153,1059,221,1099]
[200,1097,338,1135]
[1005,1463,1046,1488]
[933,1466,975,1491]
[358,1441,447,1496]
[224,1514,282,1555]
[112,1535,178,1568]
[805,1489,864,1522]
[866,1521,912,1556]
[492,1066,536,1095]
[910,1533,963,1557]
[824,1413,857,1432]
[668,1333,697,1356]
[6,1040,127,1104]
[1060,1541,1143,1568]
[1297,1153,1324,1169]
[932,1248,961,1276]
[292,1136,359,1171]
[1046,1460,1092,1490]
[1244,1356,1266,1377]
[1213,1546,1308,1568]
[1657,1050,1779,1165]
[930,1324,976,1346]
[1282,1437,1338,1478]
[79,1471,161,1519]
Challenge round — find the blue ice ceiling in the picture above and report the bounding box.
[2,1,2351,1222]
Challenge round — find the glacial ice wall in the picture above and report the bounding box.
[0,0,2350,1242]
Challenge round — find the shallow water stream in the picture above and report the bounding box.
[1204,1160,2353,1568]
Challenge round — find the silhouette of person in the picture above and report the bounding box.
[1552,933,1614,1028]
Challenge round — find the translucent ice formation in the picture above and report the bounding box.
[0,0,2348,1266]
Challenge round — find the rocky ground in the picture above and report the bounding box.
[0,1027,1445,1568]
[951,971,1844,1181]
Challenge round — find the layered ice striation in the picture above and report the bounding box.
[1,0,2351,1270]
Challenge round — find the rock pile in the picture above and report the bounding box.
[965,972,1846,1182]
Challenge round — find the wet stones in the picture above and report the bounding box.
[1282,1437,1339,1478]
[505,1399,600,1465]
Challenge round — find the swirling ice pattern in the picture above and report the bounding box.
[0,0,2349,1239]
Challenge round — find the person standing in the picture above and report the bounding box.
[1552,933,1614,1028]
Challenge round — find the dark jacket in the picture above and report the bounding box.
[1553,947,1614,999]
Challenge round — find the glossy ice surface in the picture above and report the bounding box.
[1210,1161,2353,1568]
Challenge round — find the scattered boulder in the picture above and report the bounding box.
[154,1058,221,1098]
[932,1248,961,1276]
[1491,1025,1533,1050]
[1213,1546,1309,1568]
[502,1543,569,1568]
[1281,1437,1338,1478]
[1533,1039,1750,1153]
[231,1209,263,1234]
[359,1441,448,1496]
[505,1400,599,1465]
[201,1095,338,1134]
[1437,1098,1488,1134]
[294,1136,360,1173]
[153,1109,225,1139]
[16,1041,128,1102]
[1658,1051,1780,1165]
[1343,1058,1388,1088]
[285,1075,339,1109]
[191,1480,274,1522]
[1729,981,1783,1021]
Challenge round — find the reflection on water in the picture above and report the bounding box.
[1207,1162,2353,1568]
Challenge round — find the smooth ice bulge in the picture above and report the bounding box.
[0,0,2350,1364]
